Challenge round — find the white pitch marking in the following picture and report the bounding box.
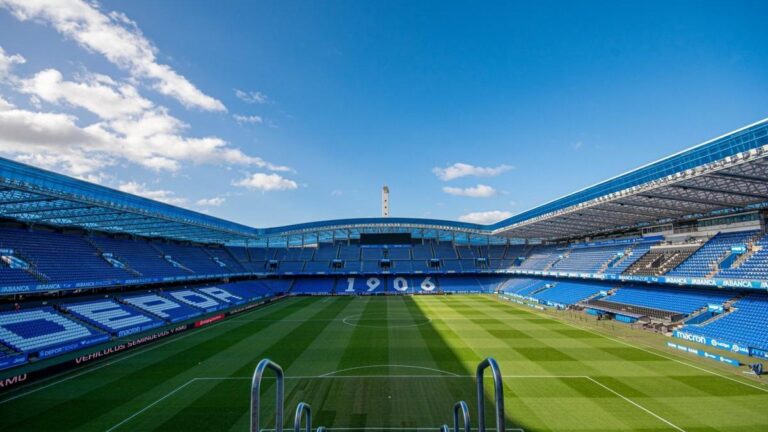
[319,364,459,377]
[492,297,768,393]
[0,299,289,405]
[107,373,563,431]
[586,376,686,432]
[105,378,198,432]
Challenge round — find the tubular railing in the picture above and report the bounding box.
[251,359,285,432]
[476,357,505,432]
[453,401,470,432]
[294,402,312,432]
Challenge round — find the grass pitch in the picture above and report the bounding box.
[1,295,767,431]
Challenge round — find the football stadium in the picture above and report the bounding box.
[1,1,768,431]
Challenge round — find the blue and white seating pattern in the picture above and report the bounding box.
[0,307,105,353]
[64,300,163,336]
[122,294,202,322]
[166,290,225,313]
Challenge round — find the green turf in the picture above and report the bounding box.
[1,295,767,431]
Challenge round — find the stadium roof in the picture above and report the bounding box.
[1,118,767,245]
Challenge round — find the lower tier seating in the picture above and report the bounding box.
[0,307,107,354]
[63,300,164,336]
[683,293,768,351]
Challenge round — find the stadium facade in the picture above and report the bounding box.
[2,118,768,374]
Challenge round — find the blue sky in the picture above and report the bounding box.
[0,1,766,228]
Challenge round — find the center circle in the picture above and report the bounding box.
[342,312,432,328]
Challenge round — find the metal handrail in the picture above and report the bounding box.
[453,400,470,432]
[251,359,285,432]
[476,357,505,432]
[294,402,312,432]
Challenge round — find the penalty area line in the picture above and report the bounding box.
[586,376,686,432]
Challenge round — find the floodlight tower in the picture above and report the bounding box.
[382,185,390,217]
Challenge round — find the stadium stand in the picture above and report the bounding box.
[63,299,164,337]
[517,245,561,270]
[122,293,202,322]
[439,276,485,293]
[532,282,604,306]
[551,244,628,272]
[667,230,759,277]
[89,236,189,278]
[165,290,226,313]
[292,278,336,294]
[0,227,132,283]
[717,232,768,280]
[682,293,768,351]
[590,286,732,317]
[0,307,108,356]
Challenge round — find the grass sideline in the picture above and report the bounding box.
[0,295,766,431]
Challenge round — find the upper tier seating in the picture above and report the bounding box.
[411,244,433,260]
[487,245,507,259]
[338,245,361,260]
[434,242,458,259]
[517,245,560,270]
[624,246,699,276]
[599,286,732,315]
[90,236,188,278]
[362,247,385,260]
[0,228,131,283]
[551,244,628,272]
[0,307,106,354]
[718,232,768,280]
[604,241,655,274]
[667,230,759,277]
[121,294,202,322]
[314,244,338,260]
[387,247,412,260]
[0,264,38,286]
[63,300,163,336]
[683,293,768,351]
[206,248,247,273]
[153,242,225,274]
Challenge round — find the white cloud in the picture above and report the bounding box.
[196,196,225,207]
[117,181,187,205]
[432,163,512,181]
[233,114,263,125]
[0,64,290,176]
[0,45,25,79]
[442,184,497,198]
[0,0,225,111]
[234,89,267,104]
[458,210,513,224]
[572,141,583,150]
[19,68,153,119]
[233,173,298,192]
[330,189,343,197]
